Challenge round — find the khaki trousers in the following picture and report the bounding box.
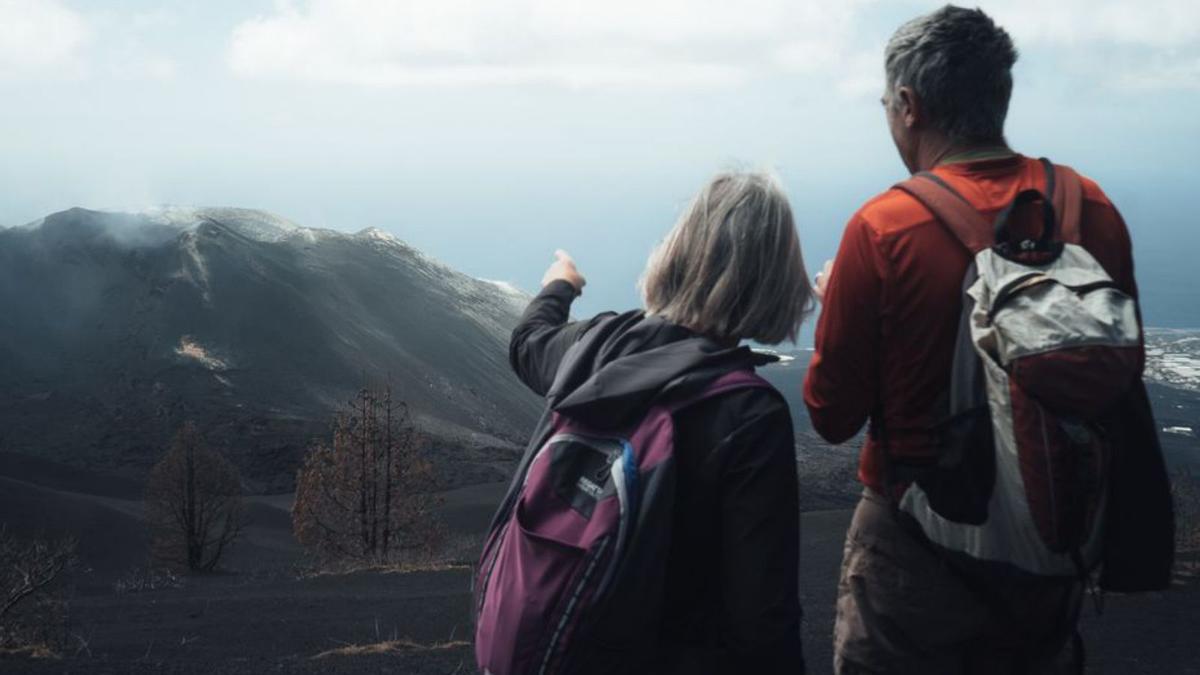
[833,490,1083,675]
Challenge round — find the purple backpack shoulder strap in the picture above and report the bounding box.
[667,368,773,413]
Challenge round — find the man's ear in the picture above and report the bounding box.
[896,86,921,130]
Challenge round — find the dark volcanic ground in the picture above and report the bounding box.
[1,448,1198,673]
[1,343,1198,673]
[0,347,1197,673]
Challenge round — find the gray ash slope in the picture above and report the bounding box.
[0,207,541,492]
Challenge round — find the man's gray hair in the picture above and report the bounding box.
[885,5,1018,144]
[640,172,814,345]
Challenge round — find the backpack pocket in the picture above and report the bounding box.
[916,405,996,525]
[1008,384,1108,554]
[475,500,592,675]
[988,273,1141,417]
[1009,344,1140,418]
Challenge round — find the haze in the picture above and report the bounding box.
[1,0,1197,332]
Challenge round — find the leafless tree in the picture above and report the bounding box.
[293,385,443,564]
[145,422,246,572]
[0,528,75,621]
[0,527,75,650]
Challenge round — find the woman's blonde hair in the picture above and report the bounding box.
[640,172,814,345]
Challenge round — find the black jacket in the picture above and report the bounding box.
[508,280,805,674]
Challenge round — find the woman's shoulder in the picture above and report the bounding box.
[675,379,792,448]
[705,382,790,426]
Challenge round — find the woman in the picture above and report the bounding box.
[485,172,813,674]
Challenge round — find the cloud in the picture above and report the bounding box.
[0,0,89,74]
[226,0,1200,93]
[987,0,1200,90]
[0,2,180,82]
[227,0,878,90]
[989,0,1200,48]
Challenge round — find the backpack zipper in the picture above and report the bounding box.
[537,534,613,675]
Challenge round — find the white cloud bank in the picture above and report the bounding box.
[227,0,1200,92]
[228,0,879,89]
[0,0,89,74]
[0,2,181,82]
[991,0,1200,48]
[993,0,1200,91]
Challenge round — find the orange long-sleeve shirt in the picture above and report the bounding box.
[803,154,1139,493]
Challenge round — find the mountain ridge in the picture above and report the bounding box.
[0,206,541,492]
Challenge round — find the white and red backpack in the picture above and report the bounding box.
[891,159,1142,577]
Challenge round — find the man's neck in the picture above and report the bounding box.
[915,136,1012,172]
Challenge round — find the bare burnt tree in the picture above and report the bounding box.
[0,527,75,649]
[145,422,246,572]
[293,385,442,564]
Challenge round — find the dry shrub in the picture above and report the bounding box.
[0,644,60,659]
[0,528,75,654]
[312,638,471,659]
[112,564,185,595]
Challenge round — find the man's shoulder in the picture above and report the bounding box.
[851,185,936,238]
[1053,163,1126,235]
[1063,165,1117,208]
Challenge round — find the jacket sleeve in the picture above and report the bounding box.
[804,213,887,444]
[715,403,806,673]
[508,279,604,397]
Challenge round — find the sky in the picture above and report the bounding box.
[1,0,1198,334]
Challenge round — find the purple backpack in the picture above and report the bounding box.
[473,369,770,675]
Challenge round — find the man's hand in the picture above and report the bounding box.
[814,259,833,303]
[542,249,586,295]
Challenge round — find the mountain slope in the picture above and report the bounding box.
[0,207,540,491]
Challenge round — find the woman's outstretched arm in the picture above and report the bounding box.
[508,250,606,396]
[510,280,591,395]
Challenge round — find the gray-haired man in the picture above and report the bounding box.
[805,5,1173,674]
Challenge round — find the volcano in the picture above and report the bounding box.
[0,207,541,492]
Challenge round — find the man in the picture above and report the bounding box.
[804,6,1172,674]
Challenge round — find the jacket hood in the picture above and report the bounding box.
[546,310,775,428]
